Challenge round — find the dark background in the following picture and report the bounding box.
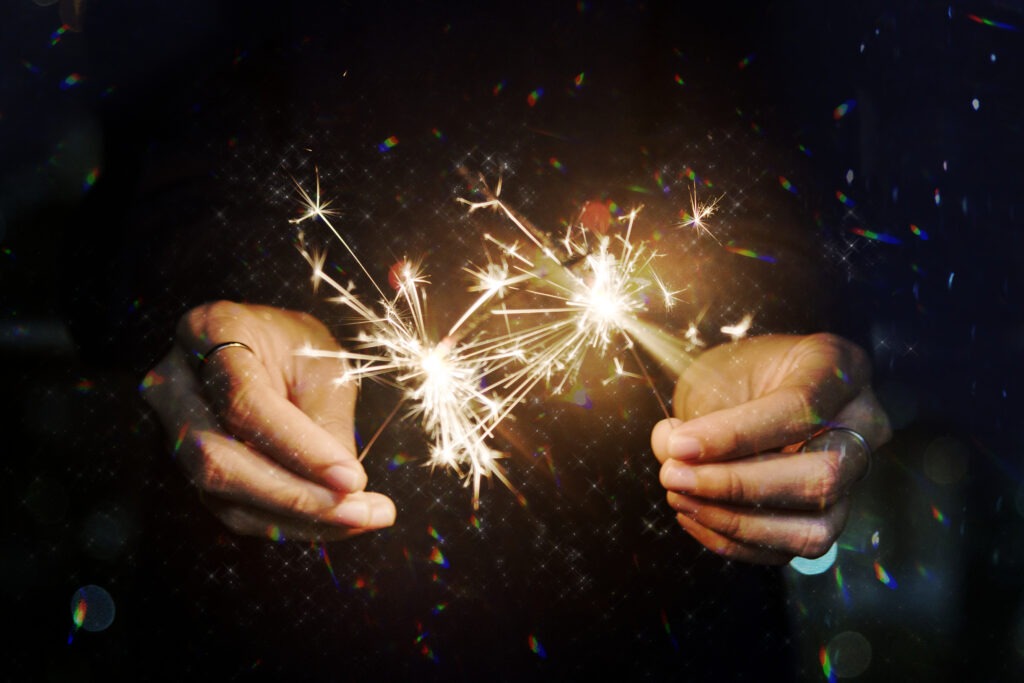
[2,1,1022,680]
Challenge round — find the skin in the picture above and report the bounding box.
[650,333,892,564]
[143,303,891,562]
[141,301,396,541]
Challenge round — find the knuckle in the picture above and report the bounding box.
[317,415,354,440]
[177,300,251,353]
[204,300,243,325]
[222,382,258,434]
[176,306,204,339]
[724,468,748,502]
[709,539,745,561]
[193,443,233,494]
[809,332,871,387]
[276,484,321,515]
[718,509,744,540]
[806,332,845,359]
[811,453,844,505]
[788,386,817,431]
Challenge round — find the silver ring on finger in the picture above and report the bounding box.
[801,427,872,482]
[196,341,255,374]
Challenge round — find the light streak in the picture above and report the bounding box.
[850,227,901,245]
[966,13,1018,31]
[527,634,547,658]
[833,99,856,120]
[873,560,898,589]
[820,645,836,683]
[724,245,776,263]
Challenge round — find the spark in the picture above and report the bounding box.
[720,314,753,341]
[678,182,723,241]
[684,322,705,348]
[457,175,689,411]
[291,175,522,507]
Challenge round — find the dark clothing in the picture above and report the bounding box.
[4,2,1022,681]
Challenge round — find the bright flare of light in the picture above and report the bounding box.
[720,313,754,341]
[458,183,688,410]
[292,177,521,507]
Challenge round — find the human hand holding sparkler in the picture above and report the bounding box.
[141,302,396,540]
[650,334,892,564]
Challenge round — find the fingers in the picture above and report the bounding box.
[653,386,837,463]
[177,302,367,493]
[669,493,851,560]
[204,494,396,541]
[650,334,885,563]
[201,348,367,492]
[659,446,868,510]
[182,427,394,527]
[674,514,797,565]
[141,346,396,532]
[657,333,870,463]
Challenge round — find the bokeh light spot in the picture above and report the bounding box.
[826,631,872,678]
[70,585,115,633]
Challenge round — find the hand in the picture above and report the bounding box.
[650,333,891,564]
[141,301,396,541]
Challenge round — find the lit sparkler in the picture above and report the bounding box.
[456,174,691,415]
[290,175,522,507]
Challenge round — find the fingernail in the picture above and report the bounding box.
[668,434,702,460]
[662,462,697,491]
[332,500,370,526]
[323,464,364,492]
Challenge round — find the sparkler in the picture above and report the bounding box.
[289,169,729,506]
[289,174,522,507]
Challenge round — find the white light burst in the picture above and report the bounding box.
[291,177,520,507]
[457,175,687,414]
